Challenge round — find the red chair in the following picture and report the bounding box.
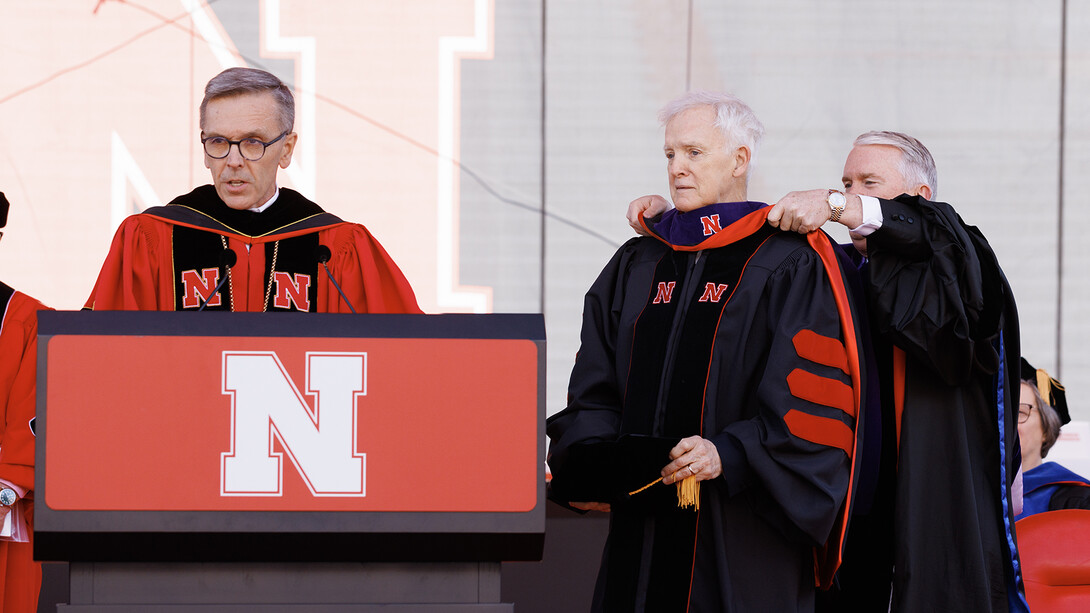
[1017,509,1090,612]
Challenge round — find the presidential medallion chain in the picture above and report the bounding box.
[218,236,279,312]
[263,240,279,312]
[219,236,235,312]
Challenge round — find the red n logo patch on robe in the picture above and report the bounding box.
[273,272,313,311]
[652,281,676,304]
[181,268,222,309]
[700,214,722,236]
[697,282,729,303]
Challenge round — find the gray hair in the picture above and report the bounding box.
[199,67,295,133]
[853,131,938,199]
[659,91,764,166]
[1023,379,1064,458]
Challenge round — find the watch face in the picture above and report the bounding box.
[0,489,15,506]
[829,191,846,208]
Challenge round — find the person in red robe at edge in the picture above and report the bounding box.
[0,192,51,612]
[85,67,419,315]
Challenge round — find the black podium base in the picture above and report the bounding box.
[58,562,510,612]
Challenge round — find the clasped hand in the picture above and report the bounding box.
[571,436,722,512]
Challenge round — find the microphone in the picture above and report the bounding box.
[198,248,238,311]
[316,245,357,314]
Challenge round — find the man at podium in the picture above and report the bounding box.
[84,68,420,314]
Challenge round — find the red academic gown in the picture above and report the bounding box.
[85,186,421,314]
[0,282,47,612]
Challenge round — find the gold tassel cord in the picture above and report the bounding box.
[677,476,700,510]
[626,474,700,511]
[1036,369,1052,406]
[629,477,663,496]
[1036,368,1065,408]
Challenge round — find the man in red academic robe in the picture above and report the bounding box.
[86,68,419,314]
[0,192,49,612]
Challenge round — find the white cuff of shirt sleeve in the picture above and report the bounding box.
[849,195,883,237]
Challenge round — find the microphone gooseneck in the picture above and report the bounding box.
[316,244,357,314]
[198,247,237,311]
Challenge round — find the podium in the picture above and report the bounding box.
[35,311,545,612]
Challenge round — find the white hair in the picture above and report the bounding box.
[659,91,764,165]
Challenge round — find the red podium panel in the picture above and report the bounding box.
[35,312,545,563]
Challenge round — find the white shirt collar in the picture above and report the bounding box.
[249,187,280,213]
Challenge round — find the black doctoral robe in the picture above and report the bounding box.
[548,205,867,612]
[865,196,1026,612]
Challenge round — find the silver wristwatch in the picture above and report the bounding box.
[0,488,16,507]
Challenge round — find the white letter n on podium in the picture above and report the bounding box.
[221,351,367,497]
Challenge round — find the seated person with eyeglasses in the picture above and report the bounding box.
[1016,357,1090,519]
[85,67,420,314]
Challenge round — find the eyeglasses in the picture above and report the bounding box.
[201,130,289,161]
[1018,403,1036,424]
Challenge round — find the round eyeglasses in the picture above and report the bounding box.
[201,130,289,161]
[1018,403,1036,424]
